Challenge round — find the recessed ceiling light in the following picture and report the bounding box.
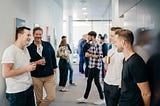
[82,7,87,10]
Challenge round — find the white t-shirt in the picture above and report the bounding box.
[37,45,43,57]
[1,44,32,93]
[104,45,124,85]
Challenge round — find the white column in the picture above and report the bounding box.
[67,16,73,45]
[67,15,73,61]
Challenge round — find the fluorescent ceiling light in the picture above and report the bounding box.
[82,7,87,10]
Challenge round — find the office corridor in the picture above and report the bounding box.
[50,64,105,106]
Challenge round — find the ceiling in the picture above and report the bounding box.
[63,0,112,21]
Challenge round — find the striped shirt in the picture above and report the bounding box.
[88,41,103,70]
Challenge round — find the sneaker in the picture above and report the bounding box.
[77,97,87,103]
[93,99,105,105]
[69,82,77,86]
[59,88,69,92]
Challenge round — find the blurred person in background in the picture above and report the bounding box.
[83,34,92,78]
[57,38,70,92]
[61,36,76,85]
[99,35,108,81]
[134,28,152,63]
[147,32,160,106]
[77,34,87,74]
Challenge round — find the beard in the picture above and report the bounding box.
[34,37,41,42]
[117,46,123,52]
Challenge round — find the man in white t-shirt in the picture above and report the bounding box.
[1,26,36,106]
[103,27,124,106]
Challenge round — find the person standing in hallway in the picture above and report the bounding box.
[77,34,87,74]
[1,26,36,106]
[103,27,124,106]
[57,38,70,92]
[83,34,92,78]
[77,31,105,105]
[134,28,151,63]
[61,36,76,85]
[146,33,160,106]
[114,29,151,106]
[99,35,108,81]
[27,27,57,106]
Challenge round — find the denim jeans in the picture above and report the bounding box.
[68,59,73,83]
[79,55,84,73]
[6,86,35,106]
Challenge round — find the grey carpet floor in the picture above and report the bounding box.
[49,64,105,106]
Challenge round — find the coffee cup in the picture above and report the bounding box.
[106,56,111,64]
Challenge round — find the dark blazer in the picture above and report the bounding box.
[27,41,57,77]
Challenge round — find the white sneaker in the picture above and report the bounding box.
[94,99,105,105]
[77,97,87,103]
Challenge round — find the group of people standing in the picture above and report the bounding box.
[1,26,76,106]
[1,26,160,106]
[77,27,159,106]
[2,27,57,106]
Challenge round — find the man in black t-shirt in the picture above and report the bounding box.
[114,29,151,106]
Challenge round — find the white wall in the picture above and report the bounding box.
[118,0,160,33]
[0,0,63,105]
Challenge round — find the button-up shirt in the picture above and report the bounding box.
[88,41,103,70]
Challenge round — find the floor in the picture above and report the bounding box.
[49,64,105,106]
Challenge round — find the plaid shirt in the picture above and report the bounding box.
[88,41,103,70]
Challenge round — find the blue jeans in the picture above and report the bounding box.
[68,60,74,83]
[79,55,84,73]
[6,86,35,106]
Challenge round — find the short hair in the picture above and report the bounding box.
[100,36,105,40]
[15,26,30,41]
[115,29,134,45]
[111,27,122,31]
[61,36,66,39]
[98,34,102,37]
[33,27,43,34]
[88,31,97,38]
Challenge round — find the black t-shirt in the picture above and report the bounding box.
[119,53,148,106]
[83,42,91,56]
[102,43,108,57]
